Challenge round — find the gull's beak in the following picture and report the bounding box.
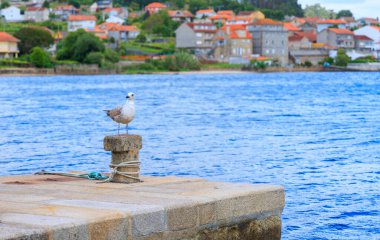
[126,96,129,99]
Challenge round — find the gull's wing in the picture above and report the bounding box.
[104,105,122,118]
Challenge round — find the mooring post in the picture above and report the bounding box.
[104,134,142,183]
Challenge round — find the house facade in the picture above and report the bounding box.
[247,19,289,65]
[0,32,19,58]
[213,25,252,63]
[68,15,96,32]
[168,10,193,22]
[176,22,217,56]
[317,28,355,49]
[144,2,167,15]
[25,7,49,22]
[354,35,374,50]
[52,5,79,21]
[354,26,380,45]
[0,6,24,22]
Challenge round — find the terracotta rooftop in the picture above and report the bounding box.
[248,18,282,26]
[283,22,301,32]
[196,9,214,14]
[217,10,234,16]
[145,2,167,9]
[104,7,121,13]
[370,26,380,31]
[210,15,233,21]
[68,15,96,21]
[294,32,317,42]
[328,28,353,35]
[317,19,347,25]
[0,32,19,42]
[288,35,304,42]
[26,7,47,11]
[354,35,373,41]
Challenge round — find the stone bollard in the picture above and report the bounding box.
[104,134,142,183]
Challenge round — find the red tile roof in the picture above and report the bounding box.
[354,35,373,41]
[294,32,317,42]
[370,26,380,31]
[26,7,47,11]
[210,14,233,21]
[68,15,96,21]
[248,18,282,26]
[0,32,19,42]
[196,9,214,14]
[217,10,234,16]
[288,35,303,42]
[145,2,167,9]
[328,28,353,35]
[317,19,347,25]
[104,7,121,13]
[283,22,301,32]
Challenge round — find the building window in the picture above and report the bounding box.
[196,41,202,45]
[196,33,202,37]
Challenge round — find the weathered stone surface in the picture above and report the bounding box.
[198,216,282,240]
[111,150,139,163]
[167,205,198,231]
[0,175,285,240]
[104,134,142,152]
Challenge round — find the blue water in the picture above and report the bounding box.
[0,72,379,239]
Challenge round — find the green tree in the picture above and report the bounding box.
[142,11,180,37]
[335,49,350,67]
[135,32,147,43]
[304,4,335,18]
[336,10,353,19]
[0,0,10,9]
[42,0,49,8]
[29,47,53,68]
[14,27,54,55]
[57,29,105,62]
[68,0,80,8]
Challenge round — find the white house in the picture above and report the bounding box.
[103,7,128,19]
[105,16,124,25]
[25,7,49,22]
[316,19,347,33]
[68,15,96,32]
[354,26,380,45]
[0,6,24,22]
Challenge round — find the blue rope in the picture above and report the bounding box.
[35,170,109,180]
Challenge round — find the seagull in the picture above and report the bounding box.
[104,92,135,135]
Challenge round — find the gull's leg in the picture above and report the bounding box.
[118,123,120,135]
[126,124,128,134]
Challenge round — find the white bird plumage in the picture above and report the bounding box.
[105,92,135,135]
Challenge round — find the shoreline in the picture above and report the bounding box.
[0,67,366,77]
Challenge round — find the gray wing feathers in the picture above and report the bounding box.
[104,106,122,118]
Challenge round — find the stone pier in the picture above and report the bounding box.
[0,175,285,240]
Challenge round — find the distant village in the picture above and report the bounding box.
[0,0,380,70]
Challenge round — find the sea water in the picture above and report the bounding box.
[0,72,379,239]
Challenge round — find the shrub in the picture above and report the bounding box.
[83,52,103,66]
[164,52,200,71]
[335,49,350,67]
[104,48,119,63]
[29,47,53,68]
[135,32,147,43]
[304,60,312,67]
